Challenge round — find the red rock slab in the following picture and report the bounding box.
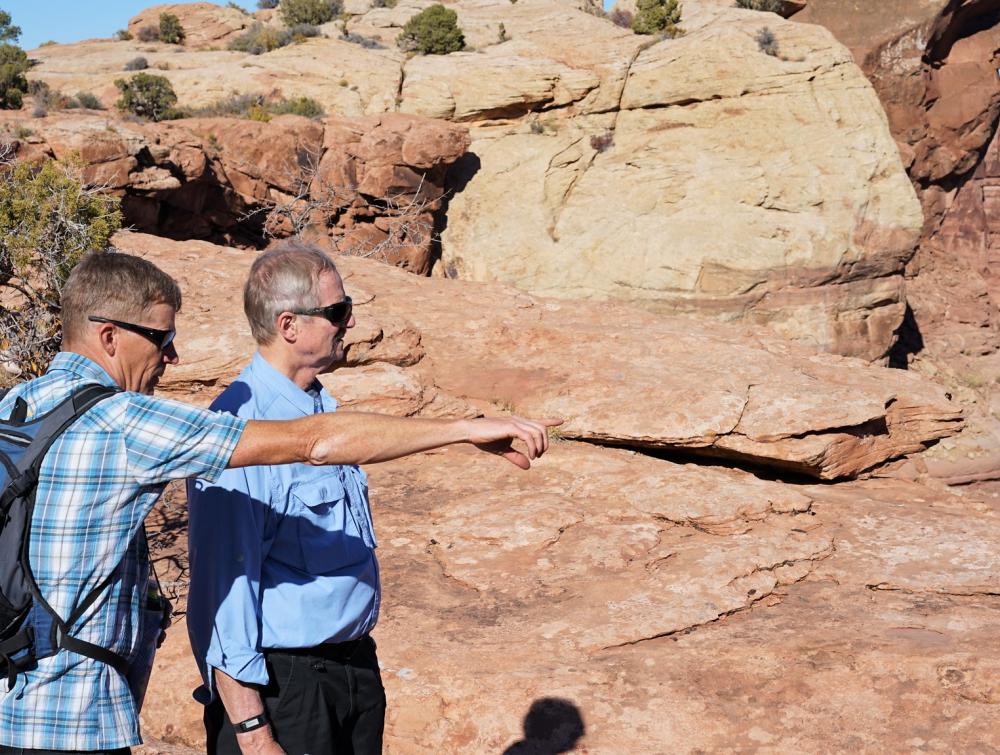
[117,231,963,478]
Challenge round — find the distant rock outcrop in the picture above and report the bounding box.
[1,111,469,273]
[127,3,255,49]
[26,0,922,362]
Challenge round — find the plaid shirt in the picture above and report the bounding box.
[0,352,245,750]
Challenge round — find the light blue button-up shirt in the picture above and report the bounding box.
[186,352,380,697]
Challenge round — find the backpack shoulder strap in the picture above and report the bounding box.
[13,383,128,676]
[13,384,118,477]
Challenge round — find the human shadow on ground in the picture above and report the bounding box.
[502,697,585,754]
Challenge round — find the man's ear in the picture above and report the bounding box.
[96,323,117,356]
[275,311,298,342]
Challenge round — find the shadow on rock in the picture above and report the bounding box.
[503,697,585,754]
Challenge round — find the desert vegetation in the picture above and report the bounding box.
[398,4,465,54]
[0,11,27,110]
[158,12,186,44]
[279,0,342,26]
[632,0,683,36]
[188,92,324,120]
[736,0,784,11]
[114,73,179,121]
[229,21,320,54]
[0,153,122,381]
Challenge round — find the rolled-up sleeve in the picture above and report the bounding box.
[187,464,273,693]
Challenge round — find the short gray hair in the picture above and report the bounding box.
[61,251,182,345]
[244,240,339,344]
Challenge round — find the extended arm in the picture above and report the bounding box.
[228,413,561,470]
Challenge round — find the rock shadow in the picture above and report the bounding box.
[433,151,482,278]
[888,304,924,370]
[503,697,585,755]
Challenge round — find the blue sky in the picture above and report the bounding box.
[6,1,255,50]
[7,0,618,50]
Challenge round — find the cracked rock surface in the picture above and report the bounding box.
[119,232,963,478]
[138,445,1000,752]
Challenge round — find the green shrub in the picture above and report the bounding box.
[135,25,159,42]
[226,1,247,11]
[229,23,293,53]
[279,0,342,26]
[0,11,20,44]
[114,29,133,41]
[114,73,178,121]
[268,95,323,117]
[124,56,148,71]
[0,43,28,109]
[187,91,265,117]
[159,13,185,44]
[397,5,464,55]
[0,157,122,380]
[38,40,57,47]
[632,0,682,36]
[288,23,321,41]
[75,91,103,109]
[258,0,279,8]
[187,92,322,119]
[735,0,783,11]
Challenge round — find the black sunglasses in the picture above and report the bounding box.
[292,296,353,326]
[88,316,177,351]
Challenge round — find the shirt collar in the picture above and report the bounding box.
[47,351,120,388]
[248,351,335,416]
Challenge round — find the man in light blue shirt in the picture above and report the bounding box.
[187,241,558,755]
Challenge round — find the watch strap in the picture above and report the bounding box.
[233,713,269,734]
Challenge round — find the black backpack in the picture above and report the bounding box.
[0,383,130,688]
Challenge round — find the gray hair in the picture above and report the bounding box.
[61,251,182,345]
[244,240,339,344]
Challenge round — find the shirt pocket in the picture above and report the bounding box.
[289,476,373,575]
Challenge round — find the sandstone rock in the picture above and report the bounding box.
[0,111,468,273]
[27,0,921,359]
[436,3,922,362]
[26,1,922,362]
[127,3,254,49]
[797,1,1000,489]
[115,231,962,479]
[28,37,404,118]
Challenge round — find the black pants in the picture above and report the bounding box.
[0,748,129,755]
[205,635,386,755]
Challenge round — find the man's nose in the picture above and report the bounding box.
[346,313,356,329]
[163,342,179,365]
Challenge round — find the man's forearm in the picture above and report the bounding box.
[229,413,468,468]
[228,412,557,470]
[214,668,283,755]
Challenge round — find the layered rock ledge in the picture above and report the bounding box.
[113,231,963,479]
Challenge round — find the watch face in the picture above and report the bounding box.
[236,715,267,732]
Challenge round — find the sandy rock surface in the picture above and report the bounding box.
[137,450,1000,752]
[113,231,962,479]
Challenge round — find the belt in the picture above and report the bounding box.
[265,634,370,662]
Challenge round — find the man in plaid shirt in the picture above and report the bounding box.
[0,251,557,754]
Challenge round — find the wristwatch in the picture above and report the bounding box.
[233,713,269,734]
